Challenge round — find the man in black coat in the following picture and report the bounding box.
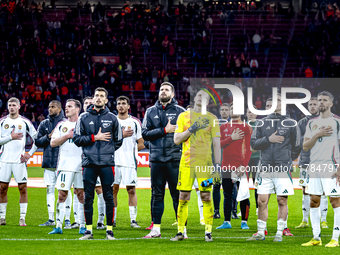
[142,82,185,238]
[35,100,66,226]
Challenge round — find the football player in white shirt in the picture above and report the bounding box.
[302,91,340,248]
[113,96,145,228]
[48,99,86,235]
[0,97,38,226]
[70,96,106,230]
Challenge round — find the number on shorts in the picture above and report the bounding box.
[306,174,310,184]
[68,139,73,143]
[60,173,66,182]
[301,170,306,179]
[257,176,262,185]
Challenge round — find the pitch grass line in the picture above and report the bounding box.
[1,235,333,241]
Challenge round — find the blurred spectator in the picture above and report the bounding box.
[252,30,261,54]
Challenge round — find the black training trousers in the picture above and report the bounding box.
[150,161,180,225]
[83,165,114,226]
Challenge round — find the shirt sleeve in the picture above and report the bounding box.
[51,123,62,140]
[304,120,312,139]
[136,120,142,140]
[175,112,184,133]
[211,115,221,138]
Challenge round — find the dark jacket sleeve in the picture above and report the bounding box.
[113,117,123,151]
[142,108,166,141]
[73,114,94,147]
[290,124,302,161]
[35,120,50,148]
[250,124,271,151]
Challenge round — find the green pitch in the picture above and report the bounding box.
[0,188,335,254]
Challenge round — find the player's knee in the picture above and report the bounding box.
[310,198,320,208]
[329,197,340,208]
[0,185,8,196]
[200,191,211,201]
[58,191,68,202]
[127,187,135,197]
[277,198,287,207]
[77,192,85,204]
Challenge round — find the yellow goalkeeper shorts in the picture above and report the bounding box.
[177,165,212,192]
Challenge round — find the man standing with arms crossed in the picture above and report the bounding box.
[35,100,67,227]
[48,99,86,235]
[170,89,221,242]
[0,97,38,226]
[247,95,301,242]
[302,91,340,248]
[142,82,185,238]
[113,96,145,228]
[296,97,329,229]
[73,87,123,240]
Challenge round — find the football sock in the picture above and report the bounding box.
[153,224,161,233]
[310,207,321,240]
[332,207,340,241]
[129,206,137,222]
[46,185,55,221]
[177,199,189,233]
[213,184,221,211]
[79,203,85,228]
[113,207,117,223]
[0,203,7,219]
[320,195,328,222]
[202,200,213,234]
[97,193,105,223]
[240,199,250,221]
[276,218,285,237]
[56,202,65,229]
[196,190,204,220]
[65,192,72,221]
[73,193,79,223]
[19,203,27,220]
[107,225,112,231]
[257,219,266,236]
[87,224,93,233]
[302,195,310,223]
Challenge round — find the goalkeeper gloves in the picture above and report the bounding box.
[200,163,222,187]
[188,116,210,134]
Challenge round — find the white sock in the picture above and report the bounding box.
[153,226,160,233]
[56,202,65,229]
[320,195,328,222]
[46,185,55,221]
[302,195,310,223]
[276,218,285,237]
[79,203,85,228]
[332,207,340,242]
[113,207,117,223]
[310,207,321,240]
[257,219,266,236]
[0,203,7,219]
[196,190,204,220]
[73,193,79,223]
[64,192,72,221]
[129,206,137,222]
[20,203,28,220]
[97,193,105,224]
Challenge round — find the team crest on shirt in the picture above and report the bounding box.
[312,125,318,130]
[62,127,68,133]
[18,125,22,130]
[299,180,304,184]
[60,183,65,188]
[178,182,181,186]
[4,124,9,129]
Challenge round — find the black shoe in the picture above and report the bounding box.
[232,212,239,219]
[213,211,220,219]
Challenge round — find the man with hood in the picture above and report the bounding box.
[35,100,66,227]
[142,82,185,238]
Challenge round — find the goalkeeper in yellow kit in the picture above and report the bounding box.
[171,90,221,242]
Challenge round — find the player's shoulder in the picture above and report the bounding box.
[56,119,68,129]
[174,104,186,113]
[332,114,340,121]
[206,111,218,120]
[0,115,8,124]
[20,115,34,127]
[145,105,157,113]
[130,115,142,126]
[79,112,91,120]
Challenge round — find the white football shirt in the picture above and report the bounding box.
[304,114,340,166]
[114,116,142,168]
[0,115,37,163]
[52,120,82,172]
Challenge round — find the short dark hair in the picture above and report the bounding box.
[66,99,81,109]
[309,97,317,101]
[220,103,230,111]
[83,96,93,103]
[116,96,130,105]
[94,87,108,98]
[186,104,193,110]
[160,82,175,93]
[318,91,334,102]
[8,97,20,105]
[49,100,62,109]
